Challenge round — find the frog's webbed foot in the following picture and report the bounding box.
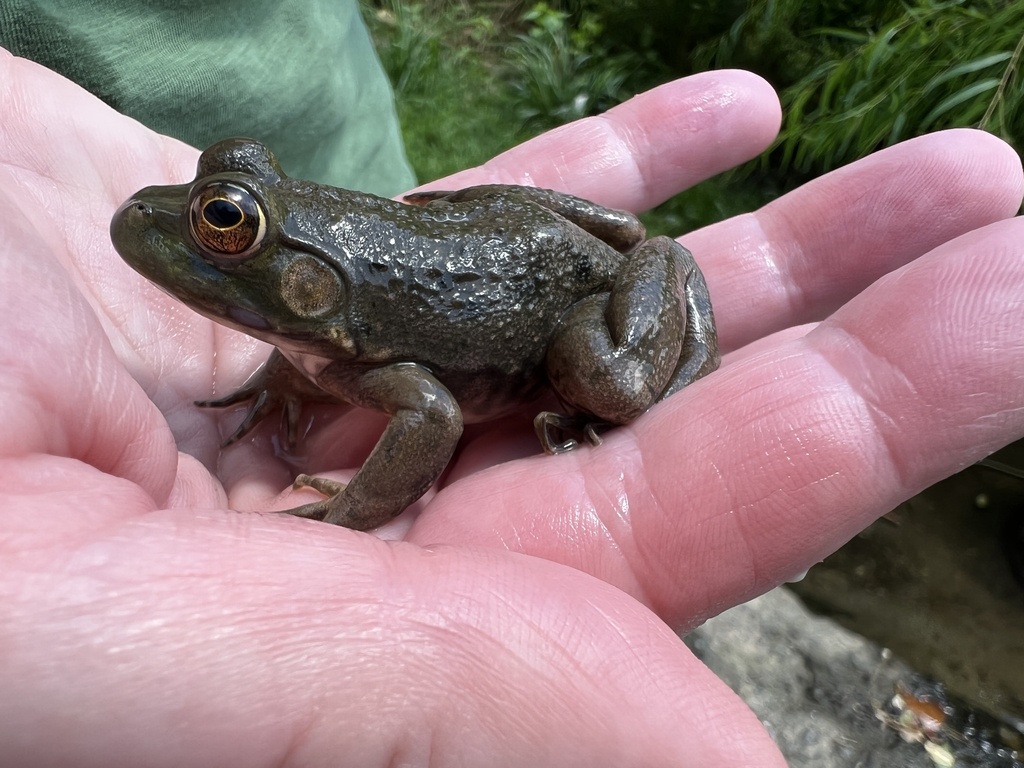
[196,349,329,449]
[405,185,645,253]
[534,412,608,455]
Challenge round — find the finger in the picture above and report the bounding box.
[0,48,232,420]
[644,216,1024,624]
[0,48,196,212]
[693,128,1023,350]
[412,217,1024,627]
[1,511,784,768]
[428,70,781,212]
[0,191,181,502]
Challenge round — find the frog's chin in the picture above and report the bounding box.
[214,305,293,349]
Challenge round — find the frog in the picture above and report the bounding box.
[110,138,719,530]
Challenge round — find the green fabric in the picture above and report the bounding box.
[0,0,416,196]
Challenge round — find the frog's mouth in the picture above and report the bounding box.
[220,305,269,330]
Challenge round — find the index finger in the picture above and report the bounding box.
[428,70,782,212]
[410,211,1024,630]
[695,129,1024,350]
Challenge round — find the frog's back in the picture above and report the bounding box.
[285,183,626,415]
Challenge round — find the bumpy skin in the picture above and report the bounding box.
[110,138,719,529]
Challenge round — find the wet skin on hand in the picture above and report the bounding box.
[110,138,719,530]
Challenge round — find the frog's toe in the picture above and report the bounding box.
[293,473,347,497]
[198,387,305,450]
[272,475,347,522]
[534,411,579,454]
[583,422,605,447]
[212,390,273,446]
[277,499,332,521]
[534,411,608,454]
[195,384,260,409]
[281,477,396,531]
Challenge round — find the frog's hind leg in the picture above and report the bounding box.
[542,236,718,447]
[661,242,720,398]
[405,185,645,253]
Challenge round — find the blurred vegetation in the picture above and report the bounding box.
[362,0,1024,235]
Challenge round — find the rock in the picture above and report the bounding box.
[686,587,1017,768]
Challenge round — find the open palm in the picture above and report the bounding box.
[3,48,1023,767]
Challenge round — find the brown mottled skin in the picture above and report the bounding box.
[110,138,719,530]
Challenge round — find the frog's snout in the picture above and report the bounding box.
[111,197,143,243]
[111,198,152,233]
[115,198,151,217]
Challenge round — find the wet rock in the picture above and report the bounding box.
[686,588,1020,767]
[790,460,1024,720]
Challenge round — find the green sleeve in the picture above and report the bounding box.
[0,0,416,195]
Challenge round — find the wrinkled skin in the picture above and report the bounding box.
[110,138,718,529]
[3,48,1024,768]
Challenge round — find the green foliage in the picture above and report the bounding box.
[362,0,654,182]
[504,3,643,132]
[689,0,903,83]
[557,0,1024,179]
[563,0,747,74]
[362,0,1024,233]
[367,1,499,97]
[681,0,1024,175]
[362,1,520,183]
[773,0,1024,173]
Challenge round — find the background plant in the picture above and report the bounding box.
[364,0,518,184]
[362,0,1024,232]
[772,1,1024,173]
[504,3,643,131]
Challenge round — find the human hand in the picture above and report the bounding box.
[2,47,1022,767]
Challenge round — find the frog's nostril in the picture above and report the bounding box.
[113,198,151,221]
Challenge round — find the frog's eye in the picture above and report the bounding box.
[189,182,267,258]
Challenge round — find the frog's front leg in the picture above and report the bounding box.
[539,236,719,452]
[283,362,463,530]
[405,185,645,253]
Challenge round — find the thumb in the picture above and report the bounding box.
[2,505,782,767]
